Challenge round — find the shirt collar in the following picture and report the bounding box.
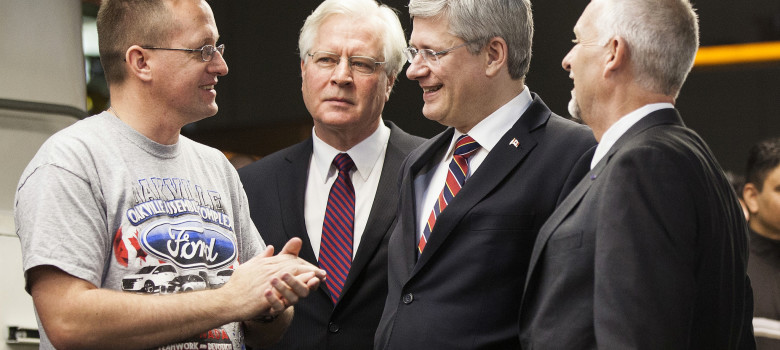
[590,103,675,169]
[311,119,390,183]
[452,86,533,152]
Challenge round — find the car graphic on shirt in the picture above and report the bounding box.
[121,264,177,293]
[161,272,210,293]
[208,269,233,288]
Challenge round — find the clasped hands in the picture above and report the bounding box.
[223,237,326,321]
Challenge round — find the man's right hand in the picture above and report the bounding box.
[222,237,326,321]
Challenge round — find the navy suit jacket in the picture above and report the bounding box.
[519,109,755,349]
[374,94,596,349]
[239,121,424,350]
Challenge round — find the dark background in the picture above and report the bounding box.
[180,0,780,174]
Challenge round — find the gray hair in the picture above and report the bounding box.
[408,0,533,80]
[298,0,407,79]
[594,0,699,97]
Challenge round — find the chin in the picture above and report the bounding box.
[567,98,582,123]
[194,106,219,122]
[421,105,442,122]
[316,113,360,126]
[207,102,220,114]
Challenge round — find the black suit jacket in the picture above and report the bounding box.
[374,94,596,349]
[519,109,755,349]
[238,121,424,350]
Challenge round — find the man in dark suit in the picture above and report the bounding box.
[238,0,424,349]
[519,0,755,348]
[373,0,596,348]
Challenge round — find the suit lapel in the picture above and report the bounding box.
[340,123,407,296]
[412,96,549,274]
[397,129,455,277]
[523,160,604,291]
[277,138,318,264]
[523,107,685,290]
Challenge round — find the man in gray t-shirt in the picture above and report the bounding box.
[14,1,325,349]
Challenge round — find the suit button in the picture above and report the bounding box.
[402,293,414,304]
[328,322,340,333]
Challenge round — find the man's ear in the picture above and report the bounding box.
[126,45,153,82]
[603,36,627,78]
[743,183,762,215]
[485,36,508,78]
[385,74,395,100]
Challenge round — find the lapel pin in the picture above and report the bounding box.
[590,174,597,180]
[509,138,520,148]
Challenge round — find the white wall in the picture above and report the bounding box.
[0,1,84,348]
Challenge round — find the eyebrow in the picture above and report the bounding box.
[407,37,432,49]
[197,32,219,46]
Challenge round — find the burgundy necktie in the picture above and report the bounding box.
[418,135,480,255]
[319,153,355,303]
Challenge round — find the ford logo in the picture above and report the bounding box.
[141,219,236,269]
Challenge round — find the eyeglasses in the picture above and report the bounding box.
[141,44,225,62]
[403,41,472,65]
[306,51,385,75]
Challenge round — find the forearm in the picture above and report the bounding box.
[31,267,244,350]
[244,307,294,349]
[30,239,323,349]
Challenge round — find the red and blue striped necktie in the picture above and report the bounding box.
[320,153,355,304]
[418,135,480,255]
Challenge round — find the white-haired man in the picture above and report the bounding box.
[519,0,755,348]
[239,0,424,348]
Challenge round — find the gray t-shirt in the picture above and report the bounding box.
[15,112,264,349]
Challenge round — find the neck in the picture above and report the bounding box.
[108,87,183,145]
[590,84,674,141]
[314,118,381,152]
[751,220,780,241]
[456,80,525,134]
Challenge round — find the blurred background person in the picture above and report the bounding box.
[744,137,780,348]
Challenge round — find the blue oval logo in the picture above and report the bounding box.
[141,219,237,269]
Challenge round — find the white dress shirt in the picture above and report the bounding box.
[590,103,675,169]
[305,120,390,259]
[414,87,534,242]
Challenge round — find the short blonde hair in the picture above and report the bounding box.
[97,0,178,86]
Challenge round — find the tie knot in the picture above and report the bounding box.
[454,135,480,158]
[332,153,355,173]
